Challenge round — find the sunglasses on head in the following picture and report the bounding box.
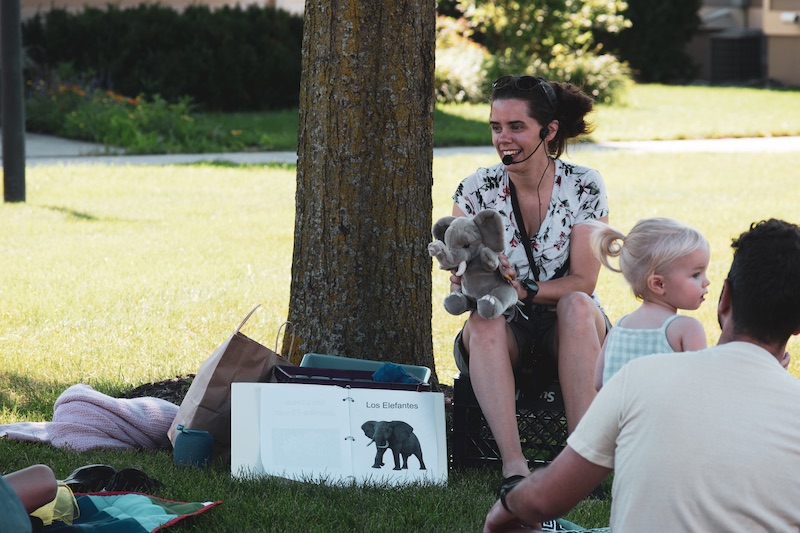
[492,75,557,111]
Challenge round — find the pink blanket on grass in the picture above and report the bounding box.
[0,384,178,451]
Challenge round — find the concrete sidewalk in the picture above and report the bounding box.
[3,132,800,166]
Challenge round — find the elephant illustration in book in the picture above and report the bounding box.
[361,420,426,470]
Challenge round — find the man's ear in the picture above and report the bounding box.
[647,274,665,296]
[717,280,732,330]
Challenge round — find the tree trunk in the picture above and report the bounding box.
[284,0,436,381]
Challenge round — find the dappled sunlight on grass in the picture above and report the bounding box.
[2,148,800,425]
[1,148,797,531]
[1,164,296,418]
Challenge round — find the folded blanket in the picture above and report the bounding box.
[0,384,178,451]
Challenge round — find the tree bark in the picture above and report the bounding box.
[284,0,436,380]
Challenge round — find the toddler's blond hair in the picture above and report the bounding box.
[588,217,708,300]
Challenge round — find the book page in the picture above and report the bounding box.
[259,383,354,483]
[258,383,447,485]
[348,388,447,485]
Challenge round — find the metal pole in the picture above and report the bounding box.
[2,0,27,202]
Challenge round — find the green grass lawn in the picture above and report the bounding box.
[591,84,800,141]
[197,83,800,152]
[437,83,800,143]
[3,83,800,530]
[24,83,800,153]
[2,147,800,530]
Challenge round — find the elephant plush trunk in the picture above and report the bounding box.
[455,260,467,277]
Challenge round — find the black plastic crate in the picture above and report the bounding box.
[450,374,567,469]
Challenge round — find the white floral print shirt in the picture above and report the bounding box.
[453,159,608,306]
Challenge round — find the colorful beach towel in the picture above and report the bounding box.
[542,518,610,532]
[44,493,221,532]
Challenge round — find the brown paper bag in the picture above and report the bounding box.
[167,305,294,460]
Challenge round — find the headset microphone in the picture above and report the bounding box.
[502,136,545,166]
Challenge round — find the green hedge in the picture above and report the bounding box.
[22,4,303,111]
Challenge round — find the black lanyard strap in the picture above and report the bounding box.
[508,179,570,283]
[509,179,539,282]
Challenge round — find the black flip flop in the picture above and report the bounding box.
[62,464,117,493]
[104,468,164,492]
[62,464,164,493]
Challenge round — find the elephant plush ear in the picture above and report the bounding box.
[361,421,376,439]
[432,216,456,242]
[473,209,505,253]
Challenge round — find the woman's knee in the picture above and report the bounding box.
[463,313,508,341]
[556,291,597,320]
[461,315,516,362]
[556,293,607,348]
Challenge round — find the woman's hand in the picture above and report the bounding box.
[449,270,462,293]
[498,254,525,299]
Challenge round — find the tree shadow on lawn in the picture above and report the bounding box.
[0,372,75,420]
[41,205,99,221]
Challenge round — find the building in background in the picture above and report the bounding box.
[761,0,800,85]
[688,0,799,85]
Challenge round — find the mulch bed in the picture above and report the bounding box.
[119,375,196,405]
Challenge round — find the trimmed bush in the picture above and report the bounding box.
[482,48,631,105]
[545,50,632,105]
[451,0,633,104]
[435,16,490,104]
[22,4,303,112]
[25,82,245,154]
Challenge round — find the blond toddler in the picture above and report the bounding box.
[589,217,710,390]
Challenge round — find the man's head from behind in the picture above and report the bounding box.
[726,219,800,345]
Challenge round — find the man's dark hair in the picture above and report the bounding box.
[727,219,800,344]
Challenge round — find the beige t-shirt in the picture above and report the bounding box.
[568,341,800,532]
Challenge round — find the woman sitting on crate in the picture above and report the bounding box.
[446,75,611,490]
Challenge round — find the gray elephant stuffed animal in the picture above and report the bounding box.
[361,420,426,470]
[428,209,519,320]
